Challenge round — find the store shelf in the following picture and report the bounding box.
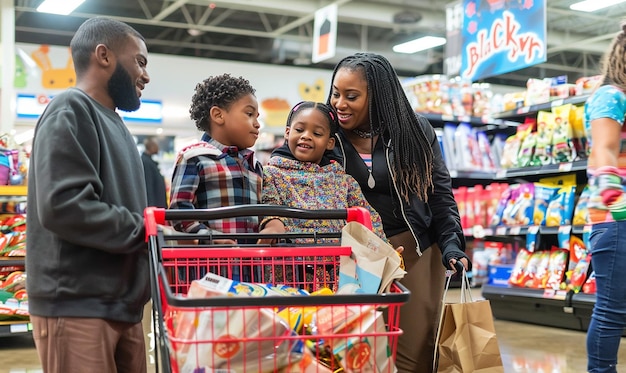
[450,161,587,185]
[0,257,25,267]
[449,170,497,180]
[0,186,27,197]
[482,285,624,334]
[492,95,590,121]
[497,160,588,179]
[0,320,31,337]
[482,284,583,330]
[421,113,521,128]
[462,225,586,238]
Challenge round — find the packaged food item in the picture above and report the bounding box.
[531,111,555,166]
[509,249,532,287]
[533,183,560,225]
[551,104,576,163]
[330,310,396,373]
[573,185,590,225]
[544,248,569,290]
[516,132,536,168]
[583,271,596,294]
[545,185,577,226]
[525,78,551,106]
[568,253,591,293]
[454,123,482,171]
[568,236,587,272]
[570,105,587,160]
[490,185,515,226]
[522,250,550,289]
[575,75,602,96]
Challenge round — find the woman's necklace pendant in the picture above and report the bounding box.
[367,172,376,189]
[352,128,373,139]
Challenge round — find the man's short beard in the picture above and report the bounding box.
[108,63,141,112]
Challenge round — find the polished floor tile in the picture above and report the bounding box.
[2,289,626,373]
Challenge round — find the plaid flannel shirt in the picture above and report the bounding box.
[169,134,263,235]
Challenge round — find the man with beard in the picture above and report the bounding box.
[26,17,151,373]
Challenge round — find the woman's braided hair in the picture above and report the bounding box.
[189,73,256,132]
[327,52,434,202]
[601,22,626,89]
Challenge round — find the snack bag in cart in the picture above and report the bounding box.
[169,273,300,372]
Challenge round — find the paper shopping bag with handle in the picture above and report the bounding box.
[435,269,504,373]
[338,221,405,294]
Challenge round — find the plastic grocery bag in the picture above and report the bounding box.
[338,221,405,294]
[435,270,504,373]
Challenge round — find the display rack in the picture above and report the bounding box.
[0,185,29,337]
[425,95,599,332]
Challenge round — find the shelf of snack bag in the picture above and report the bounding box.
[402,73,605,330]
[0,135,30,336]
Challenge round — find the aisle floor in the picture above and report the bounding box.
[2,289,626,373]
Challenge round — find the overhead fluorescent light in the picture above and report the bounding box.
[393,36,446,54]
[570,0,626,12]
[37,0,85,15]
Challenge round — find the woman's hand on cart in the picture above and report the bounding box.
[257,219,286,245]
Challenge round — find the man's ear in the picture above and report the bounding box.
[94,44,112,67]
[326,136,336,150]
[209,106,224,125]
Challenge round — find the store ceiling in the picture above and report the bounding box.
[13,0,626,87]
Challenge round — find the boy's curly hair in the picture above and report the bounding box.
[189,73,256,132]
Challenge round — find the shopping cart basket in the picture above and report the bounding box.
[145,205,410,373]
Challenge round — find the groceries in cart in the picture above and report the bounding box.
[145,205,409,373]
[170,271,397,372]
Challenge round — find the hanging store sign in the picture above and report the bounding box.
[445,1,463,77]
[460,0,546,81]
[312,3,338,64]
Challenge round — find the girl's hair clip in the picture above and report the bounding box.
[328,111,335,121]
[292,103,303,112]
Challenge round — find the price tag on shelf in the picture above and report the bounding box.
[543,289,556,298]
[496,227,507,236]
[528,225,540,234]
[441,115,454,121]
[516,106,530,114]
[10,323,28,333]
[449,170,458,178]
[510,226,521,235]
[558,225,572,234]
[558,163,573,172]
[555,290,567,300]
[472,225,485,239]
[495,169,507,179]
[551,99,564,107]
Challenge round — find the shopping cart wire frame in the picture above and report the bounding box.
[144,205,410,373]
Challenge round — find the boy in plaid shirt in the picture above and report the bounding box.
[169,73,262,250]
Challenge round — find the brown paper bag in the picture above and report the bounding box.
[339,221,406,294]
[435,270,504,373]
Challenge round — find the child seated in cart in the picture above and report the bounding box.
[258,101,388,290]
[169,74,263,281]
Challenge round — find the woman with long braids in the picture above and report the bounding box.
[326,52,471,373]
[585,23,626,373]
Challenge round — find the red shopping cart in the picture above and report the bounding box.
[145,205,409,373]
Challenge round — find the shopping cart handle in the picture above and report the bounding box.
[158,205,372,226]
[144,207,166,239]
